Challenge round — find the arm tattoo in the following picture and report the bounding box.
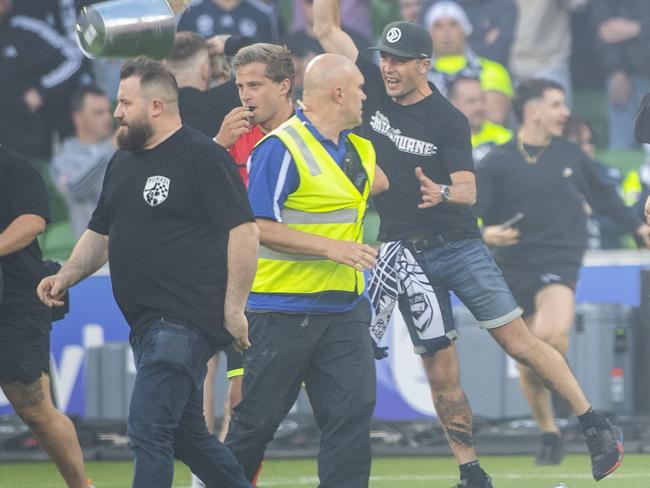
[434,393,474,447]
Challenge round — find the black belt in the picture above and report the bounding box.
[405,230,471,253]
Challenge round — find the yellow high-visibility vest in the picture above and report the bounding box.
[622,170,642,206]
[471,120,512,164]
[252,115,376,297]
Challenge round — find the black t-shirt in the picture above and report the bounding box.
[475,137,642,266]
[356,58,479,241]
[178,82,241,139]
[88,127,254,348]
[0,145,51,321]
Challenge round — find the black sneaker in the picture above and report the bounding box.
[535,432,565,465]
[583,418,624,481]
[453,474,495,488]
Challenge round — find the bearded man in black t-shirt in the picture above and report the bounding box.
[315,2,625,485]
[476,78,650,466]
[37,57,256,488]
[0,145,92,488]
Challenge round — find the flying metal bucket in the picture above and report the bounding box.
[75,0,176,59]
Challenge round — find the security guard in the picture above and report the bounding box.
[225,53,388,488]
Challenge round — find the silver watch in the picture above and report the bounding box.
[440,184,451,202]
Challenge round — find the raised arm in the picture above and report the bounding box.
[313,0,359,61]
[37,229,108,307]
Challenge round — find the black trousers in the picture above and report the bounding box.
[225,299,376,488]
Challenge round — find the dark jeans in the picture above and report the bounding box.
[226,300,376,488]
[128,318,250,488]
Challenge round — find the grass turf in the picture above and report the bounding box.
[0,455,646,487]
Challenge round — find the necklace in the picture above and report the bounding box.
[517,131,549,164]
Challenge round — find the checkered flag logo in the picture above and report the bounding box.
[143,175,170,207]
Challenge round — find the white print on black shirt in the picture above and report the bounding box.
[143,176,170,207]
[369,111,437,156]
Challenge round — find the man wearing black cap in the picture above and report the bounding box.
[315,2,625,487]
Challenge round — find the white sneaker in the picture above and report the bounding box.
[191,473,206,488]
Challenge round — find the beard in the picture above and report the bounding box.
[116,115,154,151]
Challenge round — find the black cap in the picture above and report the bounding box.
[369,21,433,60]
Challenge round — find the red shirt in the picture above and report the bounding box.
[228,126,264,187]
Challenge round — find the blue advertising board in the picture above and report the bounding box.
[0,262,644,419]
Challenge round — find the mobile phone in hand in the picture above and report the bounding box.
[500,212,524,230]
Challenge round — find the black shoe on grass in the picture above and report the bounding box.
[583,418,624,481]
[535,432,565,465]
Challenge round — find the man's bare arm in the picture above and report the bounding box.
[37,229,108,307]
[257,218,377,270]
[224,222,259,317]
[416,168,476,208]
[371,165,389,195]
[313,0,359,61]
[0,214,46,257]
[224,221,259,352]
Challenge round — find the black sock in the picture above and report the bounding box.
[459,460,485,484]
[578,407,602,430]
[542,432,561,443]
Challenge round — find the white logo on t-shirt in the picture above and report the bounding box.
[386,27,401,43]
[143,176,170,207]
[3,44,18,58]
[196,14,215,36]
[370,111,437,156]
[220,14,235,28]
[238,18,258,37]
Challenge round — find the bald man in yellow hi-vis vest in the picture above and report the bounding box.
[224,53,388,487]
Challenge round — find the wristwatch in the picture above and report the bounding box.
[440,184,451,202]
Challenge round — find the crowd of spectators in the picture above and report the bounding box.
[2,0,650,251]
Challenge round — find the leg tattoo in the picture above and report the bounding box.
[435,393,474,448]
[2,378,45,410]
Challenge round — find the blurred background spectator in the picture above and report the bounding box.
[510,0,588,108]
[593,0,650,150]
[49,86,114,238]
[12,0,78,40]
[425,1,513,125]
[0,0,88,160]
[447,76,512,166]
[178,0,279,43]
[421,0,516,68]
[290,0,372,38]
[563,115,628,249]
[398,0,423,23]
[163,31,241,137]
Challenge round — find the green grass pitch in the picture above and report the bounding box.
[0,455,647,487]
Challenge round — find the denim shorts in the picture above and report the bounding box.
[412,238,522,329]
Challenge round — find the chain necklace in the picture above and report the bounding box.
[517,131,549,164]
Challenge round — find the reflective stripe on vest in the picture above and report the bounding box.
[251,115,376,296]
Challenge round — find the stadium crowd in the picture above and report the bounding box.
[1,0,650,247]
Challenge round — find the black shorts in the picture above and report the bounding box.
[497,259,579,318]
[0,316,51,384]
[225,344,244,379]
